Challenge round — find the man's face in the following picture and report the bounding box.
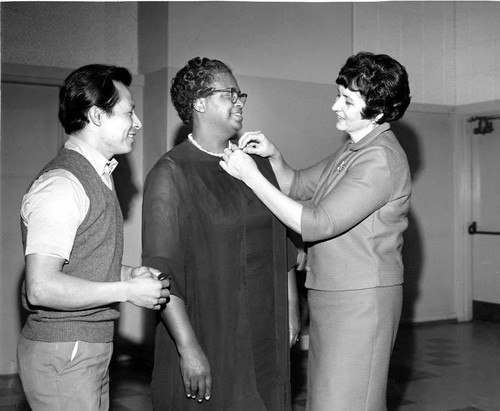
[98,81,142,159]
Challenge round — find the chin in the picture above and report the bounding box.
[119,145,133,155]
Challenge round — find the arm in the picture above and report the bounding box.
[222,145,392,242]
[160,296,212,402]
[287,268,300,347]
[238,131,295,194]
[300,148,392,242]
[22,171,169,311]
[25,254,169,310]
[220,146,303,233]
[142,160,211,403]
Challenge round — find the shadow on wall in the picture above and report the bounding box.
[113,154,139,221]
[392,120,423,323]
[386,120,423,409]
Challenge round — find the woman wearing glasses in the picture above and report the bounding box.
[142,57,299,411]
[220,52,411,410]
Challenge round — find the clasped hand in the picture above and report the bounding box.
[128,266,171,310]
[220,131,274,181]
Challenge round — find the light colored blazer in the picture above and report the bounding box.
[290,123,411,291]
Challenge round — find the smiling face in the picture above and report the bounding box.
[97,81,142,159]
[331,85,376,142]
[204,73,245,137]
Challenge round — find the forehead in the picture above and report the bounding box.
[338,84,365,104]
[112,81,134,110]
[211,72,238,89]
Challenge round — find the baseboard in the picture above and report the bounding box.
[473,300,500,322]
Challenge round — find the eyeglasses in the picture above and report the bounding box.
[207,87,248,105]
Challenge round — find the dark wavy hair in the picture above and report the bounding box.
[58,64,132,135]
[336,52,411,124]
[171,57,233,125]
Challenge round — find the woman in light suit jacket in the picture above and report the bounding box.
[220,52,411,411]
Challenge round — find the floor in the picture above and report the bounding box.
[2,320,500,411]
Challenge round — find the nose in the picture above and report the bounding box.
[332,98,341,112]
[133,112,142,129]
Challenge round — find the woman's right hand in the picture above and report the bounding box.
[238,131,279,159]
[179,346,212,403]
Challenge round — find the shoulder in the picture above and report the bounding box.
[22,169,87,225]
[28,169,83,197]
[144,150,189,197]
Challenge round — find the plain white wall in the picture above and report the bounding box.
[2,2,139,73]
[353,1,500,105]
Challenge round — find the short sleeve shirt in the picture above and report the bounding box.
[20,137,117,261]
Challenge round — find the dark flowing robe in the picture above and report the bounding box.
[142,140,295,411]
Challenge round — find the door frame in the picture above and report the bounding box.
[454,100,500,322]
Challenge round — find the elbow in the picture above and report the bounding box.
[25,282,49,307]
[303,223,339,243]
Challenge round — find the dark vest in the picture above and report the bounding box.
[21,148,124,342]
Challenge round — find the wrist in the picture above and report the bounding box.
[177,340,202,357]
[269,149,282,163]
[121,265,133,281]
[118,281,130,303]
[245,170,263,190]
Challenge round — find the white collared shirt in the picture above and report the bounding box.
[20,136,118,260]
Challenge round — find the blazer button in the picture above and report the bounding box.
[305,266,311,272]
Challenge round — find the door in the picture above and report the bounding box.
[470,116,500,305]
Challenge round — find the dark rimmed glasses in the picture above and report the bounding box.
[207,87,248,105]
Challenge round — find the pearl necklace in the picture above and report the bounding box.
[188,134,225,158]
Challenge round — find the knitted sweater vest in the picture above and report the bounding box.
[21,148,124,342]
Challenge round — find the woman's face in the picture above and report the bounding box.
[332,85,376,142]
[204,73,245,137]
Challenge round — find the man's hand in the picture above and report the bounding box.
[125,268,170,310]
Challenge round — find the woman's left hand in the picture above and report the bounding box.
[219,143,259,183]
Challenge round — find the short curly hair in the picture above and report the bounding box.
[171,57,233,125]
[336,52,411,124]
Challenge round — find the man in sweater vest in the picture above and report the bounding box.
[17,64,171,411]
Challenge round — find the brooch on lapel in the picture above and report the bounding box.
[337,161,346,172]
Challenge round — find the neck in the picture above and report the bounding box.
[188,134,228,157]
[70,133,114,160]
[191,131,232,154]
[349,123,378,143]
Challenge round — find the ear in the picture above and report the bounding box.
[193,98,205,114]
[88,106,103,126]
